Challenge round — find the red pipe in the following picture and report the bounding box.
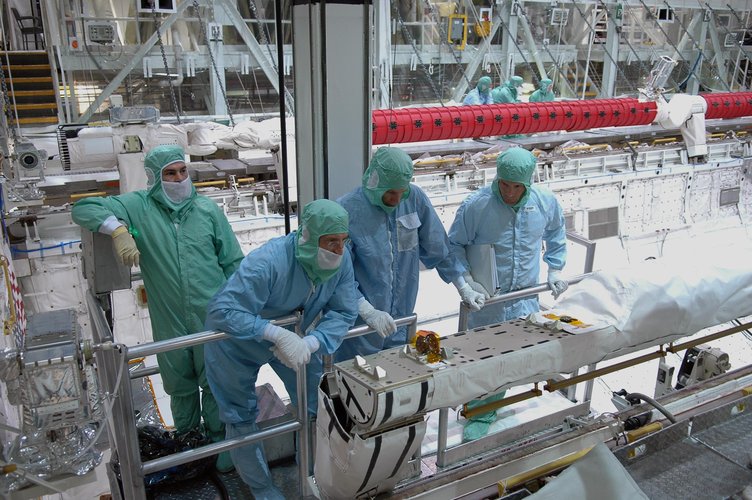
[702,92,752,119]
[372,92,752,145]
[372,98,658,145]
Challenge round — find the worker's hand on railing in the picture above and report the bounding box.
[457,283,485,311]
[263,323,310,370]
[359,299,397,338]
[464,274,491,299]
[547,269,569,299]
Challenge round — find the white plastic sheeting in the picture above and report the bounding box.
[524,442,649,499]
[554,250,752,349]
[428,249,752,411]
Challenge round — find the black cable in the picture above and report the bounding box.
[615,390,677,423]
[595,0,655,87]
[422,0,472,89]
[208,469,231,500]
[192,0,234,125]
[394,5,444,104]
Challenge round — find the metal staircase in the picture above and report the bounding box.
[1,51,58,127]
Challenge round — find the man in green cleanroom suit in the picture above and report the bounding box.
[72,145,243,472]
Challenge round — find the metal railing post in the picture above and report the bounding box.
[86,293,146,500]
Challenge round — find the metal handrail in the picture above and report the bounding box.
[457,273,591,332]
[90,291,419,499]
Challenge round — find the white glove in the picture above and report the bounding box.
[465,274,491,299]
[358,299,397,338]
[457,283,485,311]
[303,335,320,353]
[263,324,310,370]
[547,269,569,300]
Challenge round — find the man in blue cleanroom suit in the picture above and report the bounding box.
[448,147,568,440]
[492,75,524,103]
[72,145,243,472]
[463,76,493,105]
[335,147,486,362]
[204,199,357,499]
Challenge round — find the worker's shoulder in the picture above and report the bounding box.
[530,184,557,200]
[337,187,366,208]
[528,185,562,211]
[463,186,494,206]
[191,194,226,214]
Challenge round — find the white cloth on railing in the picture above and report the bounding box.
[554,248,752,348]
[364,247,752,421]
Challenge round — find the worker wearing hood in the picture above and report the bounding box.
[463,76,494,105]
[204,199,357,499]
[335,147,485,362]
[492,75,524,103]
[72,145,244,472]
[529,78,555,102]
[448,147,568,441]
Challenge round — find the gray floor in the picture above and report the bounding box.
[148,458,303,499]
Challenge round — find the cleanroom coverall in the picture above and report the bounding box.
[336,185,465,359]
[71,150,243,441]
[448,184,567,328]
[204,232,357,496]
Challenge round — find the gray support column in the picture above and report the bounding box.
[207,22,228,117]
[706,11,729,87]
[517,3,546,79]
[687,10,708,95]
[375,1,392,109]
[600,3,619,97]
[293,0,372,207]
[501,1,519,78]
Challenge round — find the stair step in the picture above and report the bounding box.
[0,51,47,55]
[8,76,52,84]
[12,116,58,125]
[8,89,55,97]
[14,103,57,110]
[1,64,51,71]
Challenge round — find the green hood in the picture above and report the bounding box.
[538,78,553,91]
[145,145,195,213]
[295,199,349,285]
[493,148,536,211]
[477,76,492,93]
[362,147,413,214]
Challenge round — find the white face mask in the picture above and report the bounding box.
[317,247,343,270]
[162,177,193,204]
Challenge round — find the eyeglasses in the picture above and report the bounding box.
[320,237,350,252]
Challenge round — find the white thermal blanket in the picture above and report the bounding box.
[429,251,752,410]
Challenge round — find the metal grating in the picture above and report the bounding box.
[615,397,752,499]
